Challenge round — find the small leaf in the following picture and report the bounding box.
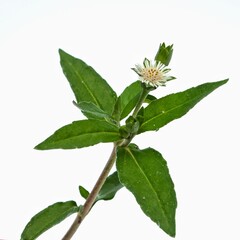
[21,201,79,240]
[113,81,142,121]
[78,172,123,203]
[74,101,111,120]
[79,185,89,199]
[96,171,123,202]
[144,94,157,104]
[59,49,117,115]
[139,79,228,133]
[155,42,173,66]
[119,126,130,138]
[116,146,177,237]
[35,119,122,150]
[125,116,140,135]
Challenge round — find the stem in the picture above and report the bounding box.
[132,86,150,118]
[119,86,151,148]
[62,85,151,239]
[62,143,118,240]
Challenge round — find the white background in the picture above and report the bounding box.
[0,0,239,239]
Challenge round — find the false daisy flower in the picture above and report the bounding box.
[132,58,175,87]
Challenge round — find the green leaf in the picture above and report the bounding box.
[96,171,123,202]
[21,201,79,240]
[139,79,228,133]
[155,42,173,66]
[125,116,140,135]
[78,172,123,202]
[116,146,177,237]
[113,81,142,121]
[79,185,89,199]
[59,49,117,115]
[73,101,111,120]
[144,94,157,104]
[35,119,122,150]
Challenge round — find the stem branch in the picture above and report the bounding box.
[62,143,118,240]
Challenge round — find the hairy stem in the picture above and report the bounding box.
[132,86,150,118]
[62,143,118,240]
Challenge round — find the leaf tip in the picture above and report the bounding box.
[223,78,229,84]
[169,227,176,238]
[34,142,46,150]
[58,48,68,59]
[58,48,64,54]
[34,144,40,150]
[214,78,229,89]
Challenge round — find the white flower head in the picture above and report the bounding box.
[132,58,175,87]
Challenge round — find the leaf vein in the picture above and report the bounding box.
[53,131,120,141]
[141,91,205,129]
[126,148,168,221]
[67,59,101,108]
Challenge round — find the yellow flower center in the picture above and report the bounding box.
[141,67,163,83]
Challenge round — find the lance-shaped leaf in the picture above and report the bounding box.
[35,120,121,150]
[21,201,79,240]
[113,81,142,121]
[79,185,89,199]
[116,146,177,237]
[73,101,111,120]
[139,79,228,133]
[59,49,117,115]
[96,171,123,201]
[79,172,123,202]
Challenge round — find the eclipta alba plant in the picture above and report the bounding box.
[21,43,228,240]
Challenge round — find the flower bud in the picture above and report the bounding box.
[155,42,173,66]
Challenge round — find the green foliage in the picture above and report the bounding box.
[79,186,89,199]
[79,172,123,202]
[24,44,228,239]
[73,101,111,120]
[113,81,142,121]
[116,146,177,237]
[35,119,121,150]
[96,171,123,201]
[144,94,157,103]
[139,79,228,133]
[125,116,140,134]
[21,201,79,240]
[59,49,117,116]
